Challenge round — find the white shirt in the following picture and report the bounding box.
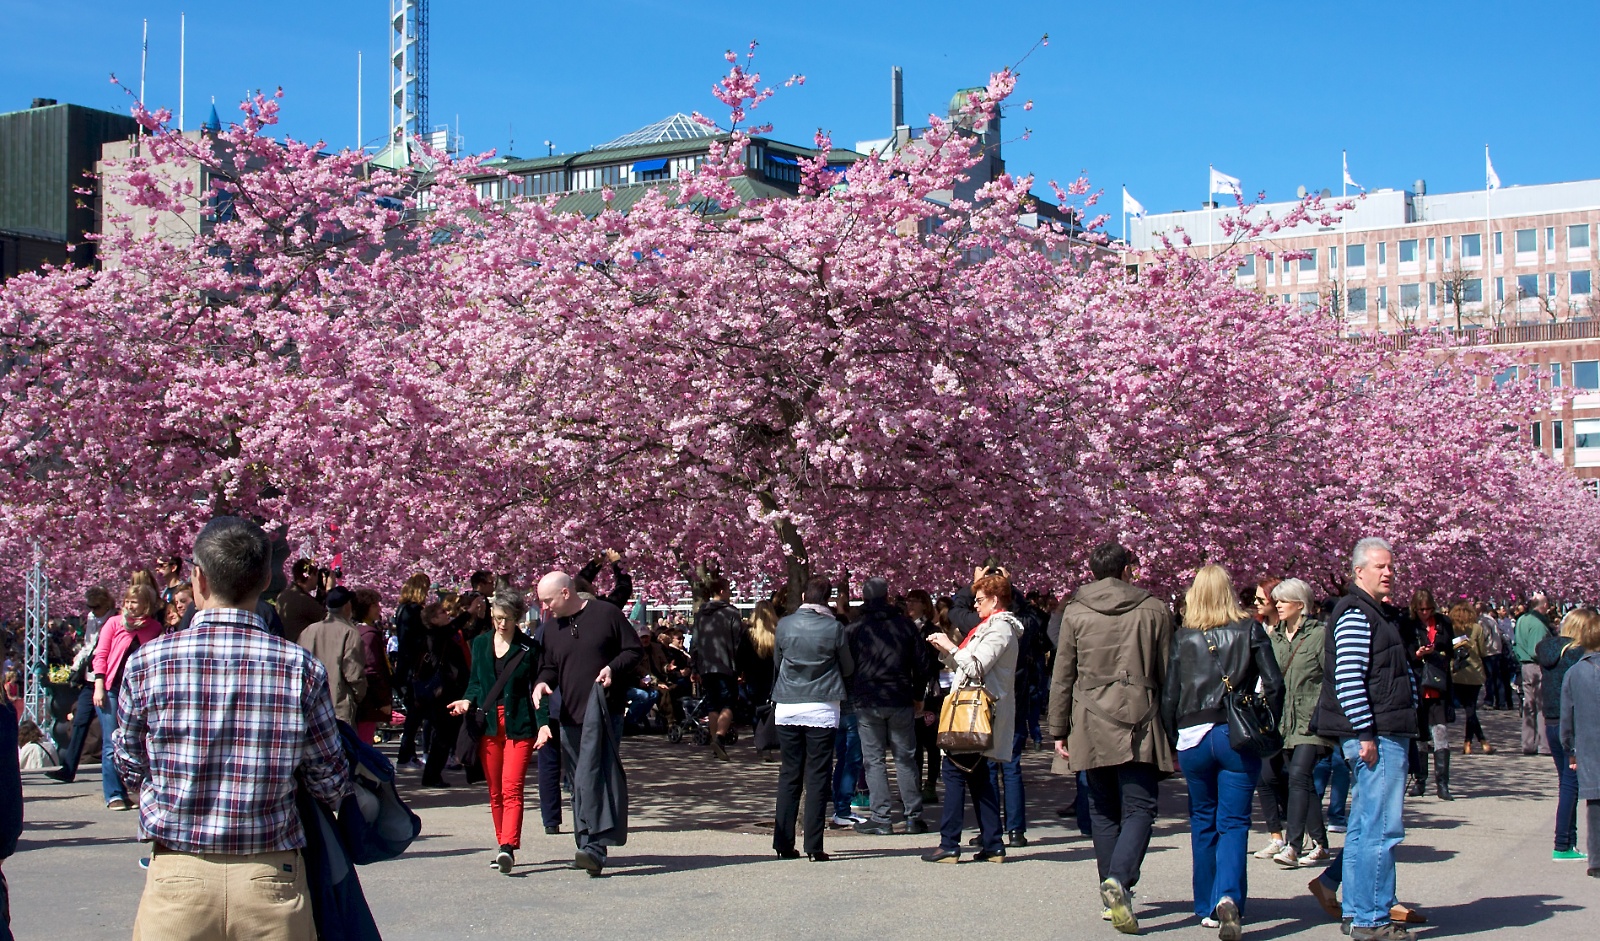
[1177,722,1217,751]
[775,702,841,728]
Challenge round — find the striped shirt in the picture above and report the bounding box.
[113,606,350,855]
[1331,605,1376,733]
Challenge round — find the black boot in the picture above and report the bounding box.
[1407,748,1428,797]
[1434,749,1454,801]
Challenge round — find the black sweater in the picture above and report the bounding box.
[537,598,643,726]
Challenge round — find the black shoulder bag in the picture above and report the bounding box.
[1200,628,1283,758]
[452,646,530,769]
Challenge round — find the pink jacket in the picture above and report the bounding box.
[92,614,164,692]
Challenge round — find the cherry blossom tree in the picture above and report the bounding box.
[2,49,1597,609]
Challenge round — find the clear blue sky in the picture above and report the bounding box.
[6,0,1598,216]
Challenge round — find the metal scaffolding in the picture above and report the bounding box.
[22,546,50,728]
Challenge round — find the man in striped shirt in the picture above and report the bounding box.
[1311,537,1417,941]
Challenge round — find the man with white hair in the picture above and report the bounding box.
[532,571,642,876]
[1311,538,1416,941]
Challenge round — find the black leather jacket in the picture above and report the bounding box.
[1161,617,1285,739]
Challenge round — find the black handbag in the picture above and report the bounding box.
[1200,628,1283,758]
[752,702,779,751]
[1420,659,1450,692]
[452,646,529,768]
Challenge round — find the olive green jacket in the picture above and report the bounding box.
[1269,617,1332,748]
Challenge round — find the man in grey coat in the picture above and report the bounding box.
[1558,640,1600,877]
[297,587,368,726]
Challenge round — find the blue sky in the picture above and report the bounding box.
[6,1,1598,220]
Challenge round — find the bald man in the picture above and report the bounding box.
[533,571,642,875]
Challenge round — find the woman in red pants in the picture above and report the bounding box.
[449,591,552,873]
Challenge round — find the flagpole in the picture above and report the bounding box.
[1122,184,1127,248]
[179,13,185,131]
[1341,150,1347,326]
[1207,164,1214,260]
[1485,144,1493,321]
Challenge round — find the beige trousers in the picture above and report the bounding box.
[132,847,312,941]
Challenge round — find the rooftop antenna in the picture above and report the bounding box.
[357,50,363,152]
[389,0,429,161]
[139,18,148,126]
[508,122,513,156]
[544,139,553,156]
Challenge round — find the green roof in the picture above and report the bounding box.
[546,175,800,218]
[482,134,857,178]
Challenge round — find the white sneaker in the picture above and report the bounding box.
[829,814,858,828]
[1201,917,1220,928]
[1273,844,1301,868]
[1327,823,1347,833]
[1254,837,1286,859]
[1303,843,1332,864]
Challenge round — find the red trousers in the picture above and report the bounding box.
[482,707,533,849]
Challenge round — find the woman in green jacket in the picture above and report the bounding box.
[448,591,553,874]
[1268,578,1334,869]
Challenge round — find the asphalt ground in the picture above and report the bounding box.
[9,709,1593,939]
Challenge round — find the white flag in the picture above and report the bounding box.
[1343,152,1360,190]
[1209,166,1242,197]
[1486,148,1501,191]
[1122,186,1146,219]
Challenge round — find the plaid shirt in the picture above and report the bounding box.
[114,606,350,855]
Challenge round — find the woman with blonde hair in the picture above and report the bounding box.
[1161,565,1284,941]
[91,583,164,810]
[1448,601,1492,756]
[1542,608,1593,861]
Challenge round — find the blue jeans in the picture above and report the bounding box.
[623,687,658,727]
[940,755,1002,853]
[1179,725,1261,919]
[989,730,1028,834]
[1548,722,1580,851]
[1320,750,1350,827]
[97,690,126,804]
[833,712,863,815]
[1340,736,1408,929]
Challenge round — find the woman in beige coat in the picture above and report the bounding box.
[921,570,1021,864]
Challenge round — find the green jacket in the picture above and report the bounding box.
[1269,617,1332,747]
[463,630,551,740]
[1514,612,1554,664]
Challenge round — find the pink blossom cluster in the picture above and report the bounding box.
[1,58,1596,609]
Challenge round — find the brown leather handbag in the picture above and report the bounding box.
[936,680,995,753]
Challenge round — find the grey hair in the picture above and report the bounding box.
[490,590,527,622]
[192,516,271,605]
[1350,537,1393,573]
[1271,577,1318,615]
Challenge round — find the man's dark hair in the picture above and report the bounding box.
[1087,542,1132,582]
[325,586,355,612]
[705,575,730,598]
[194,517,272,605]
[470,570,493,590]
[291,558,317,582]
[861,576,890,605]
[802,576,833,606]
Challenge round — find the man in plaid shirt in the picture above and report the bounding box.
[114,517,350,940]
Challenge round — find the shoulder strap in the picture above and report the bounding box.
[481,645,530,709]
[1198,628,1236,693]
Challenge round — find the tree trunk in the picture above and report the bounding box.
[770,510,810,615]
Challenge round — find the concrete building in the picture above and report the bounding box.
[1128,177,1600,482]
[0,99,139,280]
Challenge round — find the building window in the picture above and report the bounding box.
[1574,360,1600,390]
[1347,243,1366,267]
[1348,287,1367,311]
[1299,248,1318,272]
[1533,422,1543,447]
[1399,239,1418,263]
[1516,228,1537,253]
[1378,242,1388,265]
[1427,237,1435,262]
[1237,255,1255,276]
[1555,420,1565,450]
[1552,363,1564,388]
[1400,283,1420,309]
[1444,235,1453,260]
[1495,231,1504,255]
[1494,366,1519,388]
[1297,292,1318,310]
[1547,227,1556,251]
[1461,278,1483,303]
[1573,271,1593,295]
[1569,224,1591,250]
[1378,285,1388,310]
[1517,274,1540,299]
[1549,273,1559,297]
[1575,418,1600,449]
[1266,252,1275,275]
[1428,282,1438,307]
[1461,233,1482,258]
[1496,276,1504,301]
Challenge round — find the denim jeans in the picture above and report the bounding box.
[1179,725,1261,919]
[1340,736,1408,929]
[1548,722,1580,851]
[856,706,923,823]
[97,690,127,804]
[623,687,658,727]
[988,730,1028,834]
[939,755,1002,854]
[832,711,863,815]
[1322,750,1350,828]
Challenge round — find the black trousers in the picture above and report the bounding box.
[55,685,96,778]
[1283,743,1329,850]
[774,725,836,855]
[1255,749,1287,833]
[1084,761,1161,890]
[396,688,424,764]
[538,722,563,828]
[421,702,462,784]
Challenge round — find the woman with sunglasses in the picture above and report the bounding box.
[1249,578,1291,861]
[1266,578,1333,868]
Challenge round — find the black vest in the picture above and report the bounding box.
[1312,588,1416,739]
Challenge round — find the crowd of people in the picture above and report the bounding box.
[5,525,1599,941]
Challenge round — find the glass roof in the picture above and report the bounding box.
[596,113,722,151]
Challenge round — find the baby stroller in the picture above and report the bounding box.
[666,688,712,746]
